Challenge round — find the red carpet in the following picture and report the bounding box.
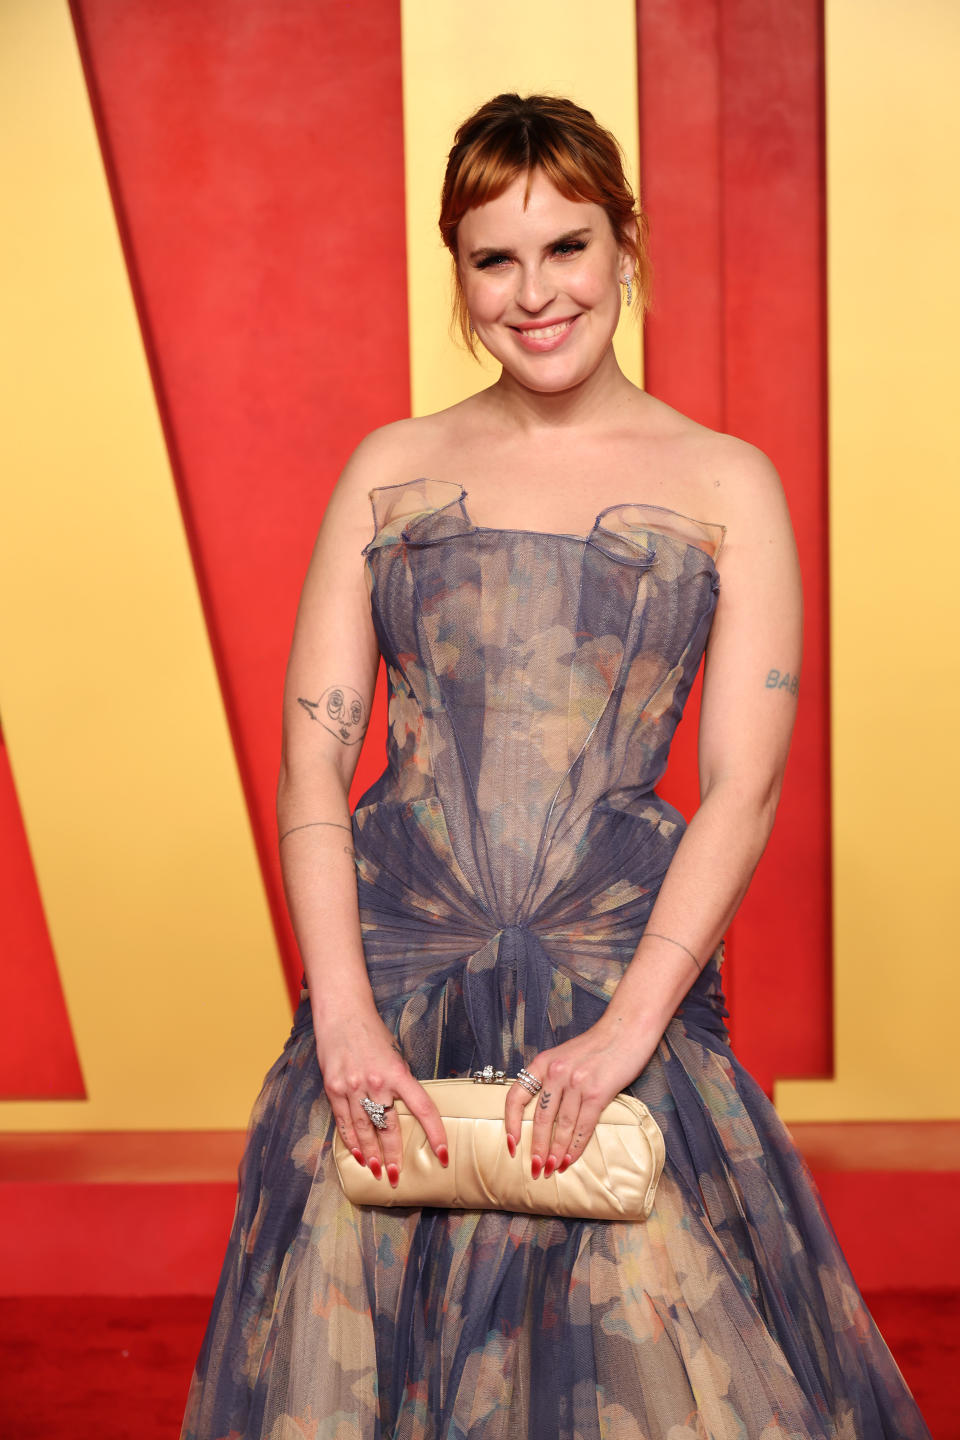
[0,1291,953,1438]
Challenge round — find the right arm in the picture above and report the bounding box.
[276,433,447,1184]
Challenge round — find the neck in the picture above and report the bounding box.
[483,345,638,432]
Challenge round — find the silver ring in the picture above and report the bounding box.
[360,1096,394,1131]
[516,1068,542,1097]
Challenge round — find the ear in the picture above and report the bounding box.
[617,215,639,281]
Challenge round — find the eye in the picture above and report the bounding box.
[552,239,587,258]
[475,253,511,270]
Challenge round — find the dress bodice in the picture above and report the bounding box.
[354,477,724,954]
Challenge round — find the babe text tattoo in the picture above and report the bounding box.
[764,668,800,697]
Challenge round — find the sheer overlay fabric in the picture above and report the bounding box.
[181,478,930,1440]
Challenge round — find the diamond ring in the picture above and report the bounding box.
[360,1096,394,1131]
[516,1068,542,1097]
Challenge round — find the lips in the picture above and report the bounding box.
[508,315,579,352]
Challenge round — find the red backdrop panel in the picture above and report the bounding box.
[70,0,407,1005]
[33,1,829,1072]
[638,0,832,1090]
[0,727,85,1099]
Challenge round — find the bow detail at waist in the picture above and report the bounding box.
[465,923,730,1067]
[461,924,553,1074]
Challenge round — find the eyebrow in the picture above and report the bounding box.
[466,226,594,263]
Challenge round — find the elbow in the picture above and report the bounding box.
[701,770,784,852]
[755,782,782,851]
[276,750,350,820]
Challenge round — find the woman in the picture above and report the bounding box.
[181,94,930,1439]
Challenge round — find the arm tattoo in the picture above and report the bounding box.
[764,668,800,697]
[279,820,351,844]
[298,684,368,745]
[640,932,702,974]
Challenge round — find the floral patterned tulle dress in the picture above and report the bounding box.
[180,477,931,1440]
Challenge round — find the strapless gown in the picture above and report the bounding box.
[180,477,931,1440]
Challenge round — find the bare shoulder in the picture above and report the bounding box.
[700,433,790,544]
[639,394,791,543]
[674,423,798,583]
[320,412,451,533]
[331,414,432,499]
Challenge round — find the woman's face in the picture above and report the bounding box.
[456,168,631,394]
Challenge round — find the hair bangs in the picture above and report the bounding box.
[439,94,652,356]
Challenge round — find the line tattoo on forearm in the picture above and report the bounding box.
[298,684,368,745]
[279,820,352,844]
[640,931,703,974]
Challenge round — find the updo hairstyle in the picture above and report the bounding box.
[439,93,652,353]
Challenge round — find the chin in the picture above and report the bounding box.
[502,353,601,393]
[481,324,616,391]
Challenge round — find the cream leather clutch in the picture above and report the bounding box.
[332,1076,666,1222]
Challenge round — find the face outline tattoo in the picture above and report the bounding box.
[298,684,367,745]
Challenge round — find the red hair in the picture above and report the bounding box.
[439,93,652,353]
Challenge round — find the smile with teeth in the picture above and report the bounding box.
[513,318,576,339]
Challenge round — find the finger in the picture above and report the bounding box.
[548,1093,583,1175]
[504,1069,542,1160]
[396,1080,449,1167]
[564,1100,604,1168]
[530,1066,566,1178]
[348,1093,386,1180]
[366,1094,404,1188]
[329,1095,365,1166]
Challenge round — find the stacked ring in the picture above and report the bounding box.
[360,1096,394,1131]
[516,1068,543,1097]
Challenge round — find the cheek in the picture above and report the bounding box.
[574,261,619,306]
[463,276,510,320]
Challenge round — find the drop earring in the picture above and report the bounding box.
[622,275,633,307]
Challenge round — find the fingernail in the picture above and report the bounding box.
[386,1163,399,1188]
[351,1148,365,1166]
[543,1155,557,1178]
[531,1154,543,1180]
[368,1157,382,1180]
[506,1134,516,1159]
[437,1144,449,1168]
[558,1153,573,1173]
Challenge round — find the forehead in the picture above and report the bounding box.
[457,169,609,249]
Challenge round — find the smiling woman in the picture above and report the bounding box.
[440,92,650,357]
[180,93,932,1440]
[457,172,629,382]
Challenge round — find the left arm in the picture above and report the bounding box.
[504,445,803,1177]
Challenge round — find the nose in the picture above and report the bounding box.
[514,262,556,314]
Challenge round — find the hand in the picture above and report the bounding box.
[503,1019,658,1179]
[314,1005,448,1188]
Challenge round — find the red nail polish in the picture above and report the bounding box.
[506,1134,516,1159]
[437,1144,449,1168]
[543,1155,556,1178]
[558,1153,573,1173]
[351,1148,365,1166]
[368,1158,382,1180]
[531,1154,543,1180]
[387,1163,399,1188]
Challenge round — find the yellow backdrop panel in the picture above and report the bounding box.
[400,0,642,416]
[777,0,960,1120]
[0,0,288,1131]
